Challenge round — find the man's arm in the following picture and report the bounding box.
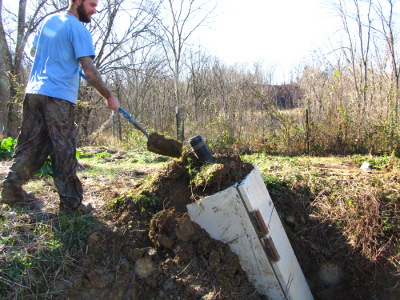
[79,56,120,112]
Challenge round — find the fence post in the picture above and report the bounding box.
[306,105,310,155]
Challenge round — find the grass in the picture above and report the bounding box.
[0,209,96,297]
[0,146,399,298]
[242,153,400,283]
[0,146,172,298]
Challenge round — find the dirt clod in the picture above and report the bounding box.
[62,152,264,299]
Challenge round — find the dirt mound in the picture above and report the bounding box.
[146,152,254,211]
[62,153,264,299]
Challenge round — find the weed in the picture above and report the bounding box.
[186,157,200,185]
[0,137,17,160]
[109,195,128,208]
[191,164,218,187]
[263,174,288,194]
[95,150,112,159]
[56,213,95,248]
[132,194,157,210]
[186,157,194,173]
[0,211,93,298]
[108,193,157,212]
[35,156,53,177]
[131,153,169,164]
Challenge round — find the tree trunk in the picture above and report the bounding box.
[0,0,13,135]
[0,53,10,135]
[5,0,28,138]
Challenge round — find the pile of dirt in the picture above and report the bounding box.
[2,149,398,299]
[61,153,264,299]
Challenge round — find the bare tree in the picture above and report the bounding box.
[373,0,400,121]
[331,0,373,114]
[155,0,215,140]
[186,47,211,121]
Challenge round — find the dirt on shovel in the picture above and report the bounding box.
[147,132,182,158]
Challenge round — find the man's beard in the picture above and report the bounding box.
[77,4,91,23]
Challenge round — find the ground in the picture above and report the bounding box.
[63,152,261,300]
[0,149,399,299]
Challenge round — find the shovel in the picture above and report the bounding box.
[118,108,182,158]
[79,71,182,158]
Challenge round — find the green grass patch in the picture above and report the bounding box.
[0,211,96,298]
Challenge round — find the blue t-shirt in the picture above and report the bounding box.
[26,13,95,104]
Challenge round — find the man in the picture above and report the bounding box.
[0,0,120,213]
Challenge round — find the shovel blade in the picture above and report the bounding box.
[147,132,182,158]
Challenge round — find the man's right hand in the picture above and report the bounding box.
[106,96,120,112]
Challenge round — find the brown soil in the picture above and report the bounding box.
[62,152,263,300]
[1,150,399,300]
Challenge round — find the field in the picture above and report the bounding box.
[0,146,399,299]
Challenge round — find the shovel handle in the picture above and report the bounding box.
[79,71,150,139]
[79,70,88,81]
[118,108,149,138]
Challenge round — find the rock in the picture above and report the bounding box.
[88,232,101,244]
[285,215,296,225]
[128,248,146,261]
[86,269,114,289]
[174,242,194,264]
[134,258,155,278]
[4,212,17,219]
[318,262,342,286]
[206,250,220,271]
[175,215,195,242]
[158,234,175,249]
[117,258,132,273]
[145,247,157,259]
[185,284,204,298]
[360,161,372,171]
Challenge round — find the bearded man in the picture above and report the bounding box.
[1,0,120,213]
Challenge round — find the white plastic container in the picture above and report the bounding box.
[187,165,313,300]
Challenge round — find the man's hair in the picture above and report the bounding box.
[70,0,85,5]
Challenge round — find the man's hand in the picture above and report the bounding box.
[106,96,120,112]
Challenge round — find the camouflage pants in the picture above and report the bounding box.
[3,94,83,208]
